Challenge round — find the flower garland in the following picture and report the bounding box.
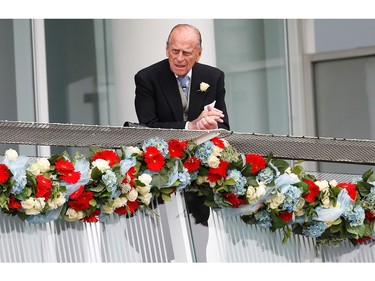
[0,136,374,247]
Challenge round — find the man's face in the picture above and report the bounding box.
[166,28,202,77]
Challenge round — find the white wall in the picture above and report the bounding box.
[111,19,217,125]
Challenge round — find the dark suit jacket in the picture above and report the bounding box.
[134,59,230,130]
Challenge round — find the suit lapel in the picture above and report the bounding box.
[160,64,184,121]
[189,64,209,119]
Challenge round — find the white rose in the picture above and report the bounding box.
[126,188,138,202]
[102,203,115,214]
[27,158,51,176]
[222,139,230,148]
[315,180,329,191]
[5,149,18,161]
[196,176,206,185]
[113,196,127,208]
[137,185,151,195]
[121,183,132,194]
[37,158,50,173]
[139,193,152,205]
[207,155,220,168]
[209,181,216,188]
[138,173,152,186]
[65,208,84,221]
[212,145,223,157]
[246,186,257,202]
[267,193,285,209]
[21,197,46,215]
[199,82,210,92]
[125,146,142,157]
[92,158,110,171]
[329,179,338,187]
[321,194,331,207]
[27,162,42,176]
[294,198,305,216]
[256,183,267,198]
[47,192,66,209]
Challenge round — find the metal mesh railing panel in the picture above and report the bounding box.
[1,120,375,165]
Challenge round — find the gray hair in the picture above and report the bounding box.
[167,24,202,49]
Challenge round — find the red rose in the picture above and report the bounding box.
[122,166,137,188]
[211,137,225,149]
[365,211,375,222]
[183,157,201,172]
[60,170,81,184]
[8,196,22,209]
[36,174,53,200]
[279,211,293,222]
[354,236,372,244]
[303,179,320,203]
[144,146,165,172]
[68,190,94,211]
[82,209,100,223]
[0,163,11,184]
[245,154,266,174]
[114,200,139,215]
[92,150,120,167]
[168,139,187,158]
[54,158,75,173]
[337,182,357,201]
[207,160,230,182]
[223,193,246,207]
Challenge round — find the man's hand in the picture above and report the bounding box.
[188,106,224,130]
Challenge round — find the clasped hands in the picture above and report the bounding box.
[188,106,224,130]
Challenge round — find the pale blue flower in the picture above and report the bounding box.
[11,169,27,195]
[302,221,327,238]
[364,187,375,206]
[102,170,120,198]
[194,141,214,166]
[226,169,247,196]
[256,167,274,184]
[280,185,302,212]
[177,168,191,190]
[142,137,169,157]
[343,205,365,227]
[254,209,272,229]
[1,154,29,195]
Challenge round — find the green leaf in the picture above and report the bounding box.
[90,184,105,193]
[0,194,8,209]
[91,167,103,181]
[282,226,292,244]
[357,182,371,197]
[223,178,236,186]
[362,169,374,182]
[271,159,290,174]
[152,174,169,189]
[292,165,303,175]
[161,193,172,201]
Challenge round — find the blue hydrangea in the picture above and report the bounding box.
[176,169,191,190]
[254,209,272,229]
[142,137,169,157]
[256,167,274,184]
[214,192,227,208]
[343,205,365,227]
[280,185,302,212]
[102,170,120,198]
[364,187,375,206]
[11,169,27,195]
[226,169,247,196]
[194,141,214,166]
[302,221,327,238]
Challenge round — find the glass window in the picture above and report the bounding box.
[0,19,36,155]
[214,19,289,134]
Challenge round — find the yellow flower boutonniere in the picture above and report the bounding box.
[198,82,210,93]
